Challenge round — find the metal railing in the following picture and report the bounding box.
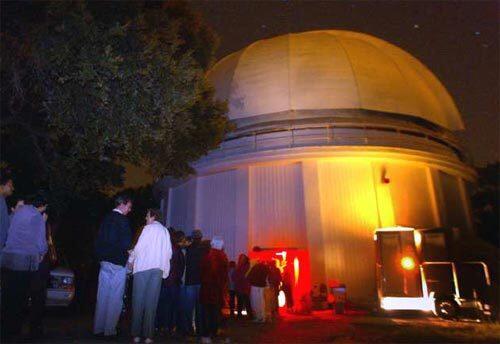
[198,122,466,163]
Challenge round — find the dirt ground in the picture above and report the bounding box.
[222,310,500,343]
[23,309,500,344]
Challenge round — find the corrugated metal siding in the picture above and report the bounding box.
[195,170,238,260]
[167,178,197,230]
[167,156,466,306]
[248,163,308,249]
[302,161,327,286]
[438,171,470,231]
[317,160,379,303]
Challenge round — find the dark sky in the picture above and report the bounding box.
[192,0,499,167]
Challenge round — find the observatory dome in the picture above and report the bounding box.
[208,30,463,130]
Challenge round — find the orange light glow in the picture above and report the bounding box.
[274,251,288,273]
[375,226,415,232]
[414,231,422,248]
[293,257,299,286]
[401,256,416,270]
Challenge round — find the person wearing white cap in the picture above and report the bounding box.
[199,236,228,344]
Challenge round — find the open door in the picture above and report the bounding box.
[249,247,311,313]
[375,228,434,311]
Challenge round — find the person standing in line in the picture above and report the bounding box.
[156,230,185,336]
[128,209,172,344]
[227,261,236,317]
[93,195,133,339]
[177,234,190,336]
[282,266,294,312]
[0,168,14,254]
[28,219,54,340]
[9,198,25,219]
[1,193,48,341]
[199,237,228,344]
[247,260,269,323]
[182,229,208,336]
[233,254,253,319]
[267,260,282,320]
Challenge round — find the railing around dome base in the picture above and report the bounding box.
[197,120,466,164]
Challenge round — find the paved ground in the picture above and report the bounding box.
[14,309,500,343]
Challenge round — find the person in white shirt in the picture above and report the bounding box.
[128,209,172,344]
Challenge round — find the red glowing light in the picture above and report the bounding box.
[249,248,311,313]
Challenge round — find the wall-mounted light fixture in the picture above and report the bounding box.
[381,167,390,184]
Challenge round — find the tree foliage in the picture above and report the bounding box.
[1,0,230,211]
[471,162,499,247]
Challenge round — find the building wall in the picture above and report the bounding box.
[194,170,238,259]
[435,170,472,232]
[315,159,380,303]
[167,178,197,231]
[373,162,438,229]
[248,163,308,249]
[166,155,472,303]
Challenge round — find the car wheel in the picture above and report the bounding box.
[435,299,457,320]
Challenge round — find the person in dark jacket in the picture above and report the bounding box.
[199,237,228,344]
[247,260,269,322]
[267,260,282,319]
[233,254,253,319]
[93,195,133,338]
[0,168,14,254]
[228,261,236,316]
[28,222,54,340]
[180,229,208,336]
[282,266,294,311]
[156,230,186,335]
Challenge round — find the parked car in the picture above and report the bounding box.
[45,224,75,307]
[46,266,75,307]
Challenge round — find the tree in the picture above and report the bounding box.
[1,0,230,213]
[471,162,499,247]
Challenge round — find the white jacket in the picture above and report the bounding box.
[128,221,172,278]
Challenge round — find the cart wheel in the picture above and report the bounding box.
[435,299,457,320]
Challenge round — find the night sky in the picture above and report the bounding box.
[192,0,499,167]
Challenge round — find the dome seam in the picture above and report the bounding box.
[229,41,261,119]
[209,50,241,101]
[361,36,460,129]
[398,50,458,129]
[287,33,293,115]
[362,38,424,118]
[331,34,362,108]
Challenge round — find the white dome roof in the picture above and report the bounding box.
[208,30,463,130]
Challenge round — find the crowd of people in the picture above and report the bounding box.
[0,169,293,344]
[94,195,292,343]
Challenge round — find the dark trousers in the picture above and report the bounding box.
[29,258,50,335]
[200,304,220,338]
[283,285,294,309]
[156,284,180,332]
[229,290,236,314]
[1,268,34,339]
[180,284,201,335]
[236,292,252,318]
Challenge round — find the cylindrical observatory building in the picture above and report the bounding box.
[163,30,475,305]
